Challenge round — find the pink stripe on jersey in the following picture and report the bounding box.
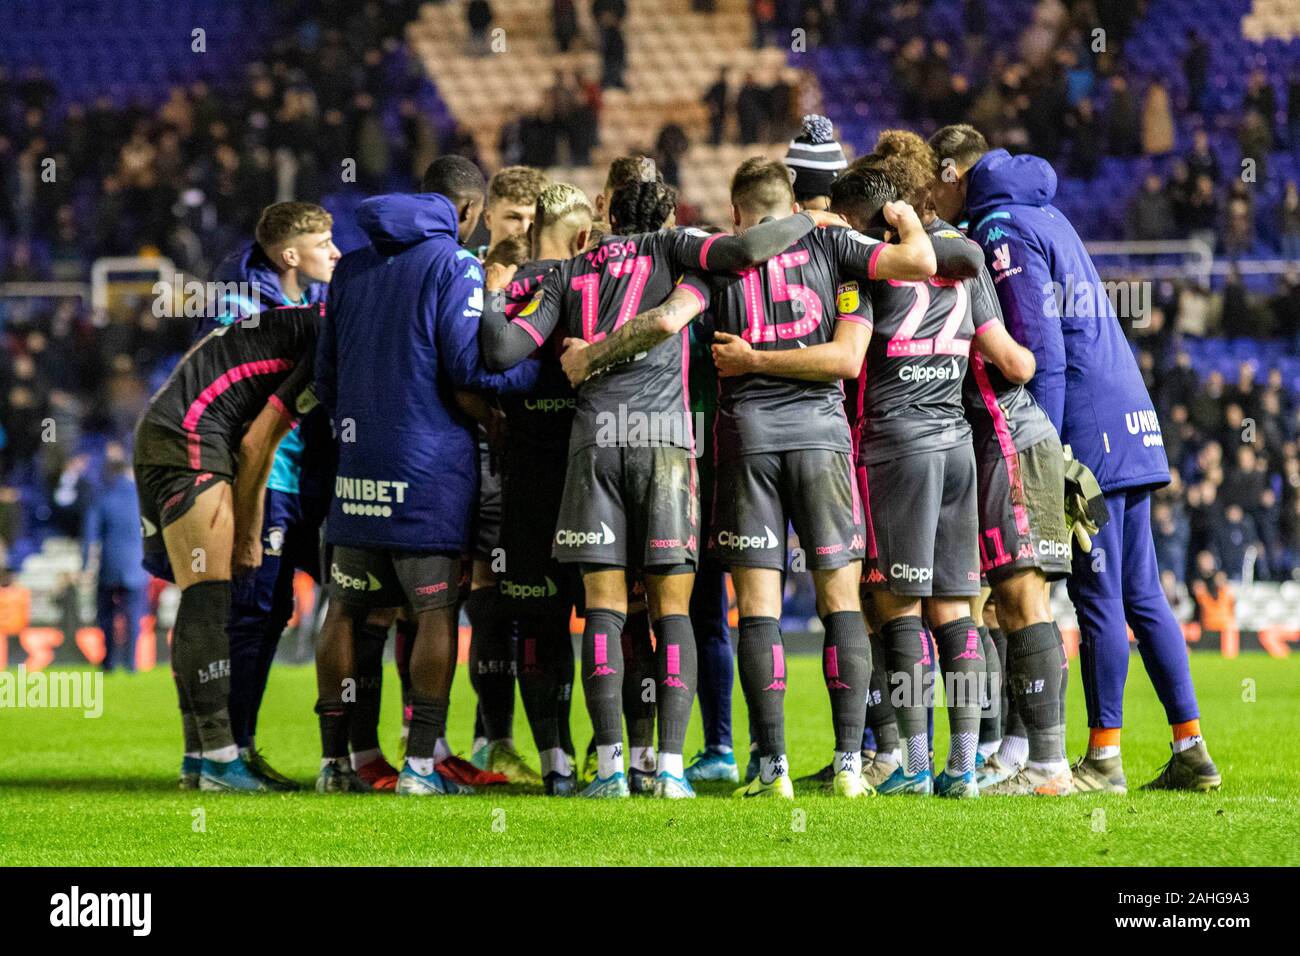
[856,464,879,559]
[974,318,998,336]
[267,393,292,422]
[679,281,707,311]
[972,353,1030,535]
[698,233,722,270]
[680,327,694,456]
[511,317,545,348]
[182,358,294,468]
[835,312,872,328]
[666,643,681,676]
[933,338,971,356]
[847,455,861,525]
[867,242,886,280]
[594,632,608,666]
[772,644,786,680]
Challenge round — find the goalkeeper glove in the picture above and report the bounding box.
[1063,445,1109,552]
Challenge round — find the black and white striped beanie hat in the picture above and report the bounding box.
[785,114,847,201]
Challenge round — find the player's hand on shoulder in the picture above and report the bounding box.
[560,337,591,387]
[882,200,921,231]
[485,262,517,292]
[711,331,756,377]
[805,209,849,229]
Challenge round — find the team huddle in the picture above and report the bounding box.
[132,118,1223,800]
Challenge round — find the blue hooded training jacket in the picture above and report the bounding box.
[316,192,537,552]
[965,149,1170,493]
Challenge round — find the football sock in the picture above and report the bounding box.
[653,614,697,756]
[977,624,1003,751]
[465,587,516,742]
[883,615,930,776]
[596,743,624,779]
[759,754,788,783]
[1088,727,1121,761]
[177,688,201,758]
[999,733,1029,769]
[172,581,236,755]
[350,747,380,770]
[433,736,452,763]
[629,745,656,772]
[349,621,388,755]
[657,751,684,777]
[581,609,627,747]
[737,616,786,758]
[866,631,900,754]
[316,697,350,760]
[1050,622,1068,725]
[622,611,656,749]
[1172,719,1203,753]
[540,747,573,776]
[835,749,862,775]
[821,610,870,754]
[1007,621,1066,764]
[407,692,450,761]
[934,617,984,776]
[517,614,569,753]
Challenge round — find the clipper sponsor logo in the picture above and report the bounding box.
[1125,408,1165,447]
[716,525,779,550]
[334,476,410,517]
[555,522,616,547]
[899,358,961,383]
[523,397,576,413]
[50,886,151,936]
[1038,539,1071,559]
[331,565,384,592]
[197,659,231,684]
[890,563,933,584]
[500,576,559,600]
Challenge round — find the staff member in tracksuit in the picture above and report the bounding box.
[82,448,148,672]
[198,202,339,790]
[313,156,538,796]
[929,125,1220,793]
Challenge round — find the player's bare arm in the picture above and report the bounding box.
[713,320,871,381]
[560,285,702,386]
[973,318,1036,384]
[231,401,295,576]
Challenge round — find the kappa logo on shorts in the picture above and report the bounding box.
[1017,543,1036,559]
[162,491,186,513]
[555,522,616,547]
[415,581,449,596]
[864,567,886,584]
[815,543,844,556]
[851,534,866,550]
[715,525,778,550]
[193,472,214,487]
[891,563,933,584]
[649,538,682,549]
[330,565,384,592]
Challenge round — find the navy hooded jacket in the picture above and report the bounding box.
[965,149,1170,493]
[316,192,537,552]
[82,475,149,589]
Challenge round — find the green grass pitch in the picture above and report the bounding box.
[1,654,1297,866]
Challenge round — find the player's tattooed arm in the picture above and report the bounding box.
[561,286,702,386]
[713,320,870,381]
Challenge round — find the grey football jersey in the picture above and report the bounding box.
[685,225,882,461]
[962,264,1059,456]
